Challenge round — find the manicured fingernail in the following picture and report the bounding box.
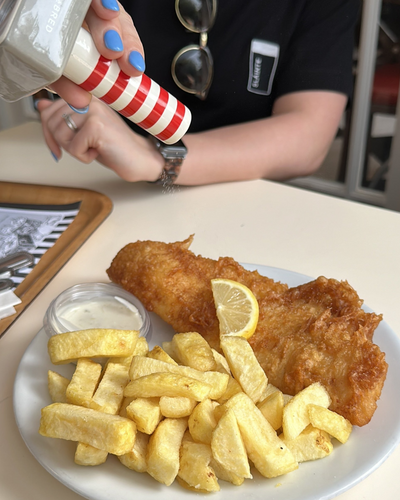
[129,51,145,72]
[68,104,89,114]
[101,0,119,11]
[104,30,123,52]
[51,151,59,162]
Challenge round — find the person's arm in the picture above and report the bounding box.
[36,89,346,183]
[177,90,347,185]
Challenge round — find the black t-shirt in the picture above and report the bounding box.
[121,0,360,134]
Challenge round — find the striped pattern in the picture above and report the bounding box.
[63,29,191,144]
[0,205,80,289]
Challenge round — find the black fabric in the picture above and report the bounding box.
[121,0,360,134]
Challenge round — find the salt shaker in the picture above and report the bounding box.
[0,0,191,144]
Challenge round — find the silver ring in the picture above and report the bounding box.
[62,113,78,132]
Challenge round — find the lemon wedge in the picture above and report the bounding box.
[211,279,259,339]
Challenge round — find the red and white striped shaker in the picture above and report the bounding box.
[63,29,191,145]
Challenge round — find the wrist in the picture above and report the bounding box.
[148,137,188,186]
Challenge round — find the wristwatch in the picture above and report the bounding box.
[150,137,188,186]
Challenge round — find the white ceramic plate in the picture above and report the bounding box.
[13,265,400,500]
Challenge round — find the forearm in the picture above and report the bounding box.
[174,91,347,186]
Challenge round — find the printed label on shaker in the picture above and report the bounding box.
[247,39,280,96]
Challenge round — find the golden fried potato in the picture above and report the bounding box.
[147,345,178,364]
[282,383,331,441]
[48,370,70,403]
[146,417,187,486]
[129,356,229,400]
[161,341,181,363]
[308,404,352,444]
[124,372,211,401]
[178,441,220,492]
[188,398,218,444]
[211,348,231,374]
[90,362,130,414]
[219,392,298,478]
[159,396,197,418]
[211,408,252,479]
[66,358,102,407]
[48,329,139,364]
[126,397,162,434]
[171,332,217,372]
[220,336,268,404]
[257,390,284,431]
[39,403,136,455]
[279,425,333,462]
[217,376,243,405]
[74,442,108,466]
[210,458,244,486]
[118,431,149,473]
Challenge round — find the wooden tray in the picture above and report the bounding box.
[0,182,113,338]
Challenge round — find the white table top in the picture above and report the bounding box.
[1,122,399,500]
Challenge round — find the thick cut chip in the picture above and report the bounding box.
[48,370,70,403]
[210,458,244,486]
[74,442,108,466]
[39,403,136,455]
[126,397,162,434]
[308,404,352,444]
[118,431,149,473]
[171,332,217,372]
[147,345,178,364]
[66,358,102,407]
[220,336,268,404]
[146,417,188,486]
[48,329,139,364]
[220,392,298,478]
[211,278,259,339]
[211,408,252,479]
[211,348,231,374]
[129,356,229,400]
[159,396,197,418]
[178,441,220,492]
[217,376,243,405]
[90,362,130,414]
[161,341,181,363]
[257,390,284,431]
[124,372,211,401]
[282,382,331,441]
[188,398,218,444]
[258,383,281,404]
[279,425,333,462]
[133,336,150,356]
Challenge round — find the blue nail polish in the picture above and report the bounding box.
[51,151,59,162]
[101,0,119,11]
[104,30,123,52]
[129,51,146,72]
[68,104,89,114]
[33,99,40,111]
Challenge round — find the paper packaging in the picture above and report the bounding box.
[0,281,21,320]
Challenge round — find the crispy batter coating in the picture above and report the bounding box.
[107,236,388,426]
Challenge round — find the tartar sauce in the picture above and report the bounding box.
[58,296,143,331]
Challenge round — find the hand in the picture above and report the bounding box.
[49,0,145,111]
[36,98,163,183]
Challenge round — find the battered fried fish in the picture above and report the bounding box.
[107,236,388,427]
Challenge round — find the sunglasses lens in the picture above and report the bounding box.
[176,0,216,32]
[173,46,213,98]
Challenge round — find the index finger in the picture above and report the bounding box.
[86,2,145,78]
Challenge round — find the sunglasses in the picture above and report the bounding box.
[172,0,217,100]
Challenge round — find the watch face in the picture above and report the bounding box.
[160,139,187,159]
